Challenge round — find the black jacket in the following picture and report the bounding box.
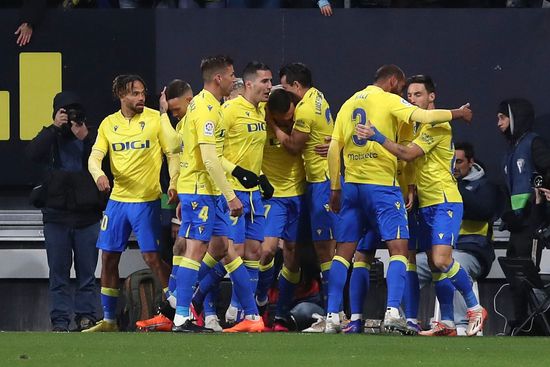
[26,124,106,228]
[456,164,498,279]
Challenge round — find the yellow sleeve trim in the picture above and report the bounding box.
[410,109,452,125]
[200,143,236,202]
[166,152,180,191]
[159,113,182,154]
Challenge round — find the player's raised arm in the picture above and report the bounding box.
[269,121,308,156]
[409,102,472,125]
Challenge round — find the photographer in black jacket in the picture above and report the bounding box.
[26,91,106,332]
[497,98,550,329]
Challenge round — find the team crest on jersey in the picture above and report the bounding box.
[114,125,118,132]
[516,158,525,174]
[204,121,215,137]
[420,132,434,145]
[395,201,401,210]
[447,210,453,218]
[139,121,145,131]
[191,201,198,210]
[207,105,213,111]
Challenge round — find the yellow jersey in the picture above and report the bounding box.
[412,122,462,207]
[262,128,306,197]
[345,85,418,186]
[177,89,222,196]
[93,107,169,202]
[293,87,333,183]
[221,95,267,192]
[396,120,417,197]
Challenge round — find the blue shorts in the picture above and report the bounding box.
[97,199,160,253]
[306,180,336,242]
[336,182,408,243]
[178,194,230,242]
[223,190,265,244]
[417,202,463,252]
[263,195,305,242]
[356,220,382,252]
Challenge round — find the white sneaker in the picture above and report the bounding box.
[383,308,409,335]
[324,313,341,334]
[204,315,223,332]
[225,305,239,324]
[302,313,326,333]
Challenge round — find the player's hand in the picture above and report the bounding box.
[459,103,472,124]
[159,86,168,114]
[314,136,332,158]
[228,196,243,217]
[53,108,68,128]
[538,187,550,202]
[329,189,341,214]
[167,188,179,205]
[176,202,182,221]
[355,122,374,140]
[71,122,89,140]
[15,23,32,47]
[320,4,333,16]
[96,175,111,193]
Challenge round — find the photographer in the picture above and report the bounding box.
[26,91,105,332]
[497,98,550,329]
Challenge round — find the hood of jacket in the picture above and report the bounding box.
[497,98,535,143]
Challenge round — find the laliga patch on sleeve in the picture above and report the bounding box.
[204,121,215,136]
[400,98,413,107]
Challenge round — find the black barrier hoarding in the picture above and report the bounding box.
[1,9,550,189]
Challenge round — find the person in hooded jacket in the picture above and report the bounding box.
[497,98,550,331]
[26,91,106,332]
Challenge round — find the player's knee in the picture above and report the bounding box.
[142,252,162,269]
[432,256,452,272]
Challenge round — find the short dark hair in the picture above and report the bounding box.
[200,55,233,82]
[279,62,312,88]
[166,79,192,100]
[112,74,146,99]
[406,74,436,94]
[455,141,475,161]
[267,88,293,115]
[242,61,271,83]
[373,64,405,83]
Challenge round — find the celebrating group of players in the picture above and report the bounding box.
[82,55,488,336]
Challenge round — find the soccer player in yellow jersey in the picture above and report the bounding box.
[254,88,307,331]
[217,61,273,332]
[135,79,194,332]
[84,74,181,332]
[328,65,472,333]
[354,73,486,336]
[271,63,336,321]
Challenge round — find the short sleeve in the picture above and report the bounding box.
[92,118,109,153]
[412,123,446,154]
[293,105,313,134]
[388,95,418,125]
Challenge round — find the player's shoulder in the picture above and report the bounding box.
[141,107,160,121]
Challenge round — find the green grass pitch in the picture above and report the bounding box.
[1,333,548,367]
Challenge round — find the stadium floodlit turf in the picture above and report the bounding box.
[1,333,549,367]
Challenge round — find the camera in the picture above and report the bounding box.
[66,107,86,125]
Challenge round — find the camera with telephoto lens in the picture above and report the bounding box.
[66,107,86,125]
